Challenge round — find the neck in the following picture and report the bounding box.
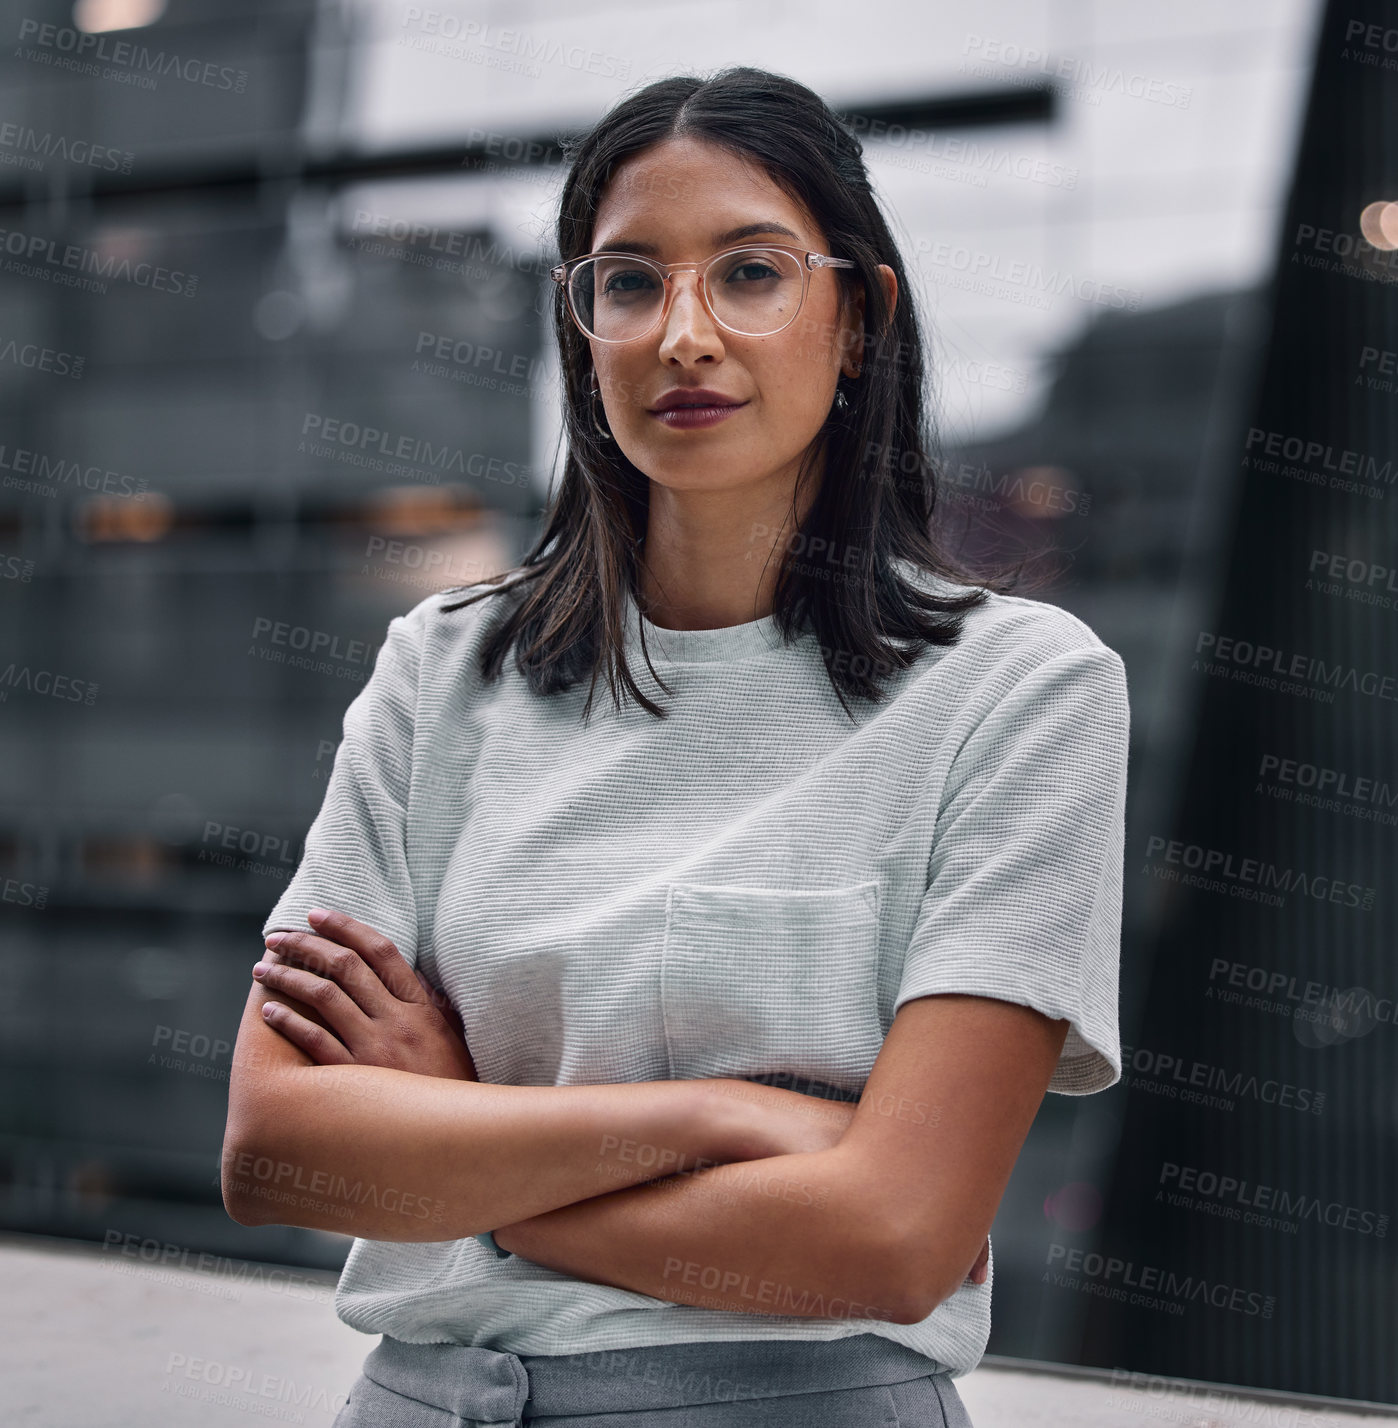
[635,462,818,631]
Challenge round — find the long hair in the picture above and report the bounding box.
[440,65,1028,721]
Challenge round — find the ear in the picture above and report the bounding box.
[841,264,898,378]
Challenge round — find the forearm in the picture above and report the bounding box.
[223,1065,753,1241]
[493,1144,917,1325]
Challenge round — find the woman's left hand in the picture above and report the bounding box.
[253,908,477,1081]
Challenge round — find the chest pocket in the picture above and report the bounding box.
[660,881,885,1096]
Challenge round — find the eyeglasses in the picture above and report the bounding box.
[550,243,856,343]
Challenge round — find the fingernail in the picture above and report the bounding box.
[307,908,329,925]
[264,932,285,948]
[252,962,269,978]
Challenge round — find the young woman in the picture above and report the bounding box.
[222,66,1130,1428]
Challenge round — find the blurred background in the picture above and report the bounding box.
[2,0,1397,1415]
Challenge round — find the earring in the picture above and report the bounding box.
[833,364,860,414]
[589,380,614,441]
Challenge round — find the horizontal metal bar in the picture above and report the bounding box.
[0,85,1055,211]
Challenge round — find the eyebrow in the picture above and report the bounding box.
[591,221,805,256]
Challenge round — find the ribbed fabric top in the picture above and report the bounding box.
[260,564,1131,1375]
[625,587,787,663]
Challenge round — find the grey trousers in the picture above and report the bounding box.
[331,1331,975,1426]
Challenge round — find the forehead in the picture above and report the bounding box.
[591,136,819,252]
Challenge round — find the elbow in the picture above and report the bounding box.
[221,1140,265,1226]
[885,1282,938,1327]
[857,1222,940,1327]
[220,1118,283,1227]
[220,1095,289,1227]
[866,1226,966,1326]
[890,1245,986,1325]
[881,1266,953,1327]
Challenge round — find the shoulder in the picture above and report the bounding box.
[388,578,525,667]
[899,560,1118,664]
[891,561,1128,722]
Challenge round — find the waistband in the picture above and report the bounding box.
[360,1331,949,1423]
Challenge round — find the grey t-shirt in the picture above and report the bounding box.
[260,568,1131,1375]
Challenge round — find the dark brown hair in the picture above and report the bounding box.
[440,65,1028,721]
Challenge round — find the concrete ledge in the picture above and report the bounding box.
[1,1232,1394,1427]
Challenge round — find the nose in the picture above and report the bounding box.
[656,269,725,365]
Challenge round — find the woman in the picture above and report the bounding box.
[222,66,1130,1427]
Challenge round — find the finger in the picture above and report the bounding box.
[969,1237,990,1284]
[263,930,402,1019]
[300,910,423,1003]
[253,958,373,1043]
[414,969,464,1032]
[260,996,354,1066]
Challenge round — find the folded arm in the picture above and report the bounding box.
[494,992,1065,1324]
[220,912,825,1241]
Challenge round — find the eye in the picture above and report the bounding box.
[724,260,781,283]
[601,267,657,295]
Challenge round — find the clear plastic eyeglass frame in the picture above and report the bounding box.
[549,243,857,342]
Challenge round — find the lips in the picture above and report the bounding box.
[649,388,746,413]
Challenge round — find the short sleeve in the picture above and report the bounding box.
[893,644,1130,1094]
[260,609,423,970]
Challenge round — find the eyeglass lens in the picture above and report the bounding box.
[569,248,805,340]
